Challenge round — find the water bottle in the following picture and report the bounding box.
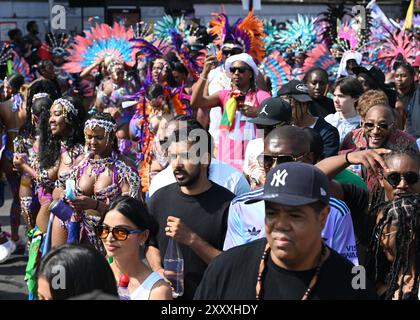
[117,274,131,300]
[164,238,184,298]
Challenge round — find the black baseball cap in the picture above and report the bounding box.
[248,97,292,126]
[353,65,385,86]
[245,162,330,206]
[277,80,312,103]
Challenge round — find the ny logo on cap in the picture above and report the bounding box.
[271,169,288,187]
[260,105,269,115]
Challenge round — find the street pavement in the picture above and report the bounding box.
[0,185,28,300]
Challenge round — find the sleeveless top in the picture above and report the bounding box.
[130,272,164,300]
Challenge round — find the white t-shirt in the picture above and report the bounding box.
[148,158,250,198]
[325,112,361,144]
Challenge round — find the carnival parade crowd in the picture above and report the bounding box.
[0,2,420,300]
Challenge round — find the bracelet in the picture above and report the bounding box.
[199,75,207,81]
[94,200,99,211]
[345,151,352,165]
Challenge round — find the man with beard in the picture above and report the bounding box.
[146,119,235,299]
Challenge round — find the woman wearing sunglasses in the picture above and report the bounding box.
[371,193,420,300]
[99,196,172,300]
[191,52,270,170]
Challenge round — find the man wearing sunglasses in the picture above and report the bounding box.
[315,145,420,273]
[204,43,244,155]
[243,97,292,189]
[146,120,235,300]
[224,125,359,265]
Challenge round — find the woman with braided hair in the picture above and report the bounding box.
[36,95,86,234]
[23,95,85,299]
[372,194,420,300]
[50,112,141,252]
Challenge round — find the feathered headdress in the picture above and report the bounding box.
[337,18,360,51]
[0,42,33,82]
[168,30,204,81]
[208,9,266,63]
[374,29,416,71]
[261,51,292,95]
[302,44,339,82]
[154,15,184,41]
[276,15,324,52]
[263,20,282,55]
[47,33,72,58]
[0,42,12,67]
[64,22,138,73]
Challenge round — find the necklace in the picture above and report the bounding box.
[255,242,329,300]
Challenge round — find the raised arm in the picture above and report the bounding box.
[315,149,391,180]
[190,56,221,111]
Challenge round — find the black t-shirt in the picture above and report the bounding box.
[310,96,336,119]
[341,183,376,267]
[147,182,235,300]
[194,238,378,300]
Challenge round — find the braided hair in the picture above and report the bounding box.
[371,194,420,300]
[39,95,86,169]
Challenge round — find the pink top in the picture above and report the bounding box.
[217,89,271,170]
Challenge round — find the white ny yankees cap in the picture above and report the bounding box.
[245,162,330,206]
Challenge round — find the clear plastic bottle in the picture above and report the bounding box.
[117,274,131,300]
[164,238,184,298]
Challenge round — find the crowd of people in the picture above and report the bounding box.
[0,4,419,300]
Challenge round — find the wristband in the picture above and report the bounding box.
[345,151,352,165]
[199,75,207,81]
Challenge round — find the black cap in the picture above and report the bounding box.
[248,97,292,126]
[245,162,330,206]
[277,80,312,102]
[353,65,385,86]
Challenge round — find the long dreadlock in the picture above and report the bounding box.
[371,194,420,300]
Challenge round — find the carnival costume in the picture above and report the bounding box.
[60,117,140,252]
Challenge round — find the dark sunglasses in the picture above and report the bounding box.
[384,171,419,188]
[97,225,143,241]
[229,67,251,74]
[257,153,307,168]
[363,122,393,131]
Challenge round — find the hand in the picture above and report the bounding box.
[241,103,258,118]
[347,148,391,175]
[165,216,195,246]
[13,154,27,170]
[202,55,218,77]
[68,195,97,211]
[104,106,121,120]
